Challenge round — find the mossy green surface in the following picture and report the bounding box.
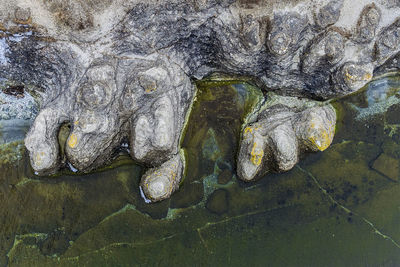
[3,77,400,266]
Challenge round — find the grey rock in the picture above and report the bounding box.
[0,0,396,200]
[237,100,336,181]
[14,7,31,22]
[355,4,381,43]
[139,153,184,202]
[315,0,343,29]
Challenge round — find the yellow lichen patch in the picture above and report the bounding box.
[144,82,157,93]
[345,70,356,81]
[68,133,78,148]
[250,141,263,166]
[308,124,335,151]
[363,73,372,80]
[74,121,79,126]
[244,126,259,139]
[244,127,253,134]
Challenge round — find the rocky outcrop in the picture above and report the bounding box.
[237,98,336,181]
[0,0,399,201]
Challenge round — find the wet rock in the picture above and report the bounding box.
[38,229,70,256]
[237,97,336,181]
[372,153,399,181]
[170,182,204,208]
[386,103,400,125]
[218,169,232,185]
[239,14,267,51]
[206,189,229,215]
[0,85,38,121]
[375,19,400,65]
[302,30,345,74]
[0,0,395,201]
[140,153,184,202]
[336,62,373,93]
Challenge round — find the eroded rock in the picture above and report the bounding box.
[0,0,397,201]
[139,153,184,202]
[237,98,336,181]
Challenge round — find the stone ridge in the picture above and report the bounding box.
[0,0,399,201]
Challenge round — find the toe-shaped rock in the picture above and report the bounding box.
[140,153,184,202]
[269,123,298,171]
[25,107,67,175]
[237,125,267,181]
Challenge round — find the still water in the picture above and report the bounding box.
[0,75,400,266]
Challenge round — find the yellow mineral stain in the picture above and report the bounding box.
[250,141,263,166]
[144,82,157,93]
[68,133,78,148]
[364,73,372,80]
[345,70,356,81]
[244,127,253,134]
[308,124,334,151]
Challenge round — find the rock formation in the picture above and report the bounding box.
[0,0,399,201]
[238,97,336,181]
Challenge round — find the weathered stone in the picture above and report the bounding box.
[372,153,400,181]
[315,0,343,28]
[0,0,396,201]
[237,98,336,181]
[267,12,307,56]
[140,153,184,202]
[14,7,31,22]
[355,4,381,43]
[386,104,400,125]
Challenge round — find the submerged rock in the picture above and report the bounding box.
[372,153,399,181]
[206,189,230,215]
[0,0,397,201]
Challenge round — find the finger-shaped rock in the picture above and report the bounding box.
[152,96,175,150]
[139,153,184,202]
[237,125,267,181]
[237,98,337,182]
[295,106,336,152]
[268,123,298,171]
[24,107,68,175]
[65,112,122,171]
[130,96,176,166]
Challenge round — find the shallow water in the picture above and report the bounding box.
[1,76,400,266]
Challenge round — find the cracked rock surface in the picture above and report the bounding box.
[0,0,399,201]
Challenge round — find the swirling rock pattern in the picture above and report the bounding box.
[238,99,336,181]
[0,0,400,201]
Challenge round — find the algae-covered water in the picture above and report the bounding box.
[1,76,400,266]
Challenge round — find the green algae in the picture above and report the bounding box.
[3,75,400,266]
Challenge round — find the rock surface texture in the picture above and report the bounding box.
[0,0,399,201]
[238,98,336,181]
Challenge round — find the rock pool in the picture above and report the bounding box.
[1,75,400,266]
